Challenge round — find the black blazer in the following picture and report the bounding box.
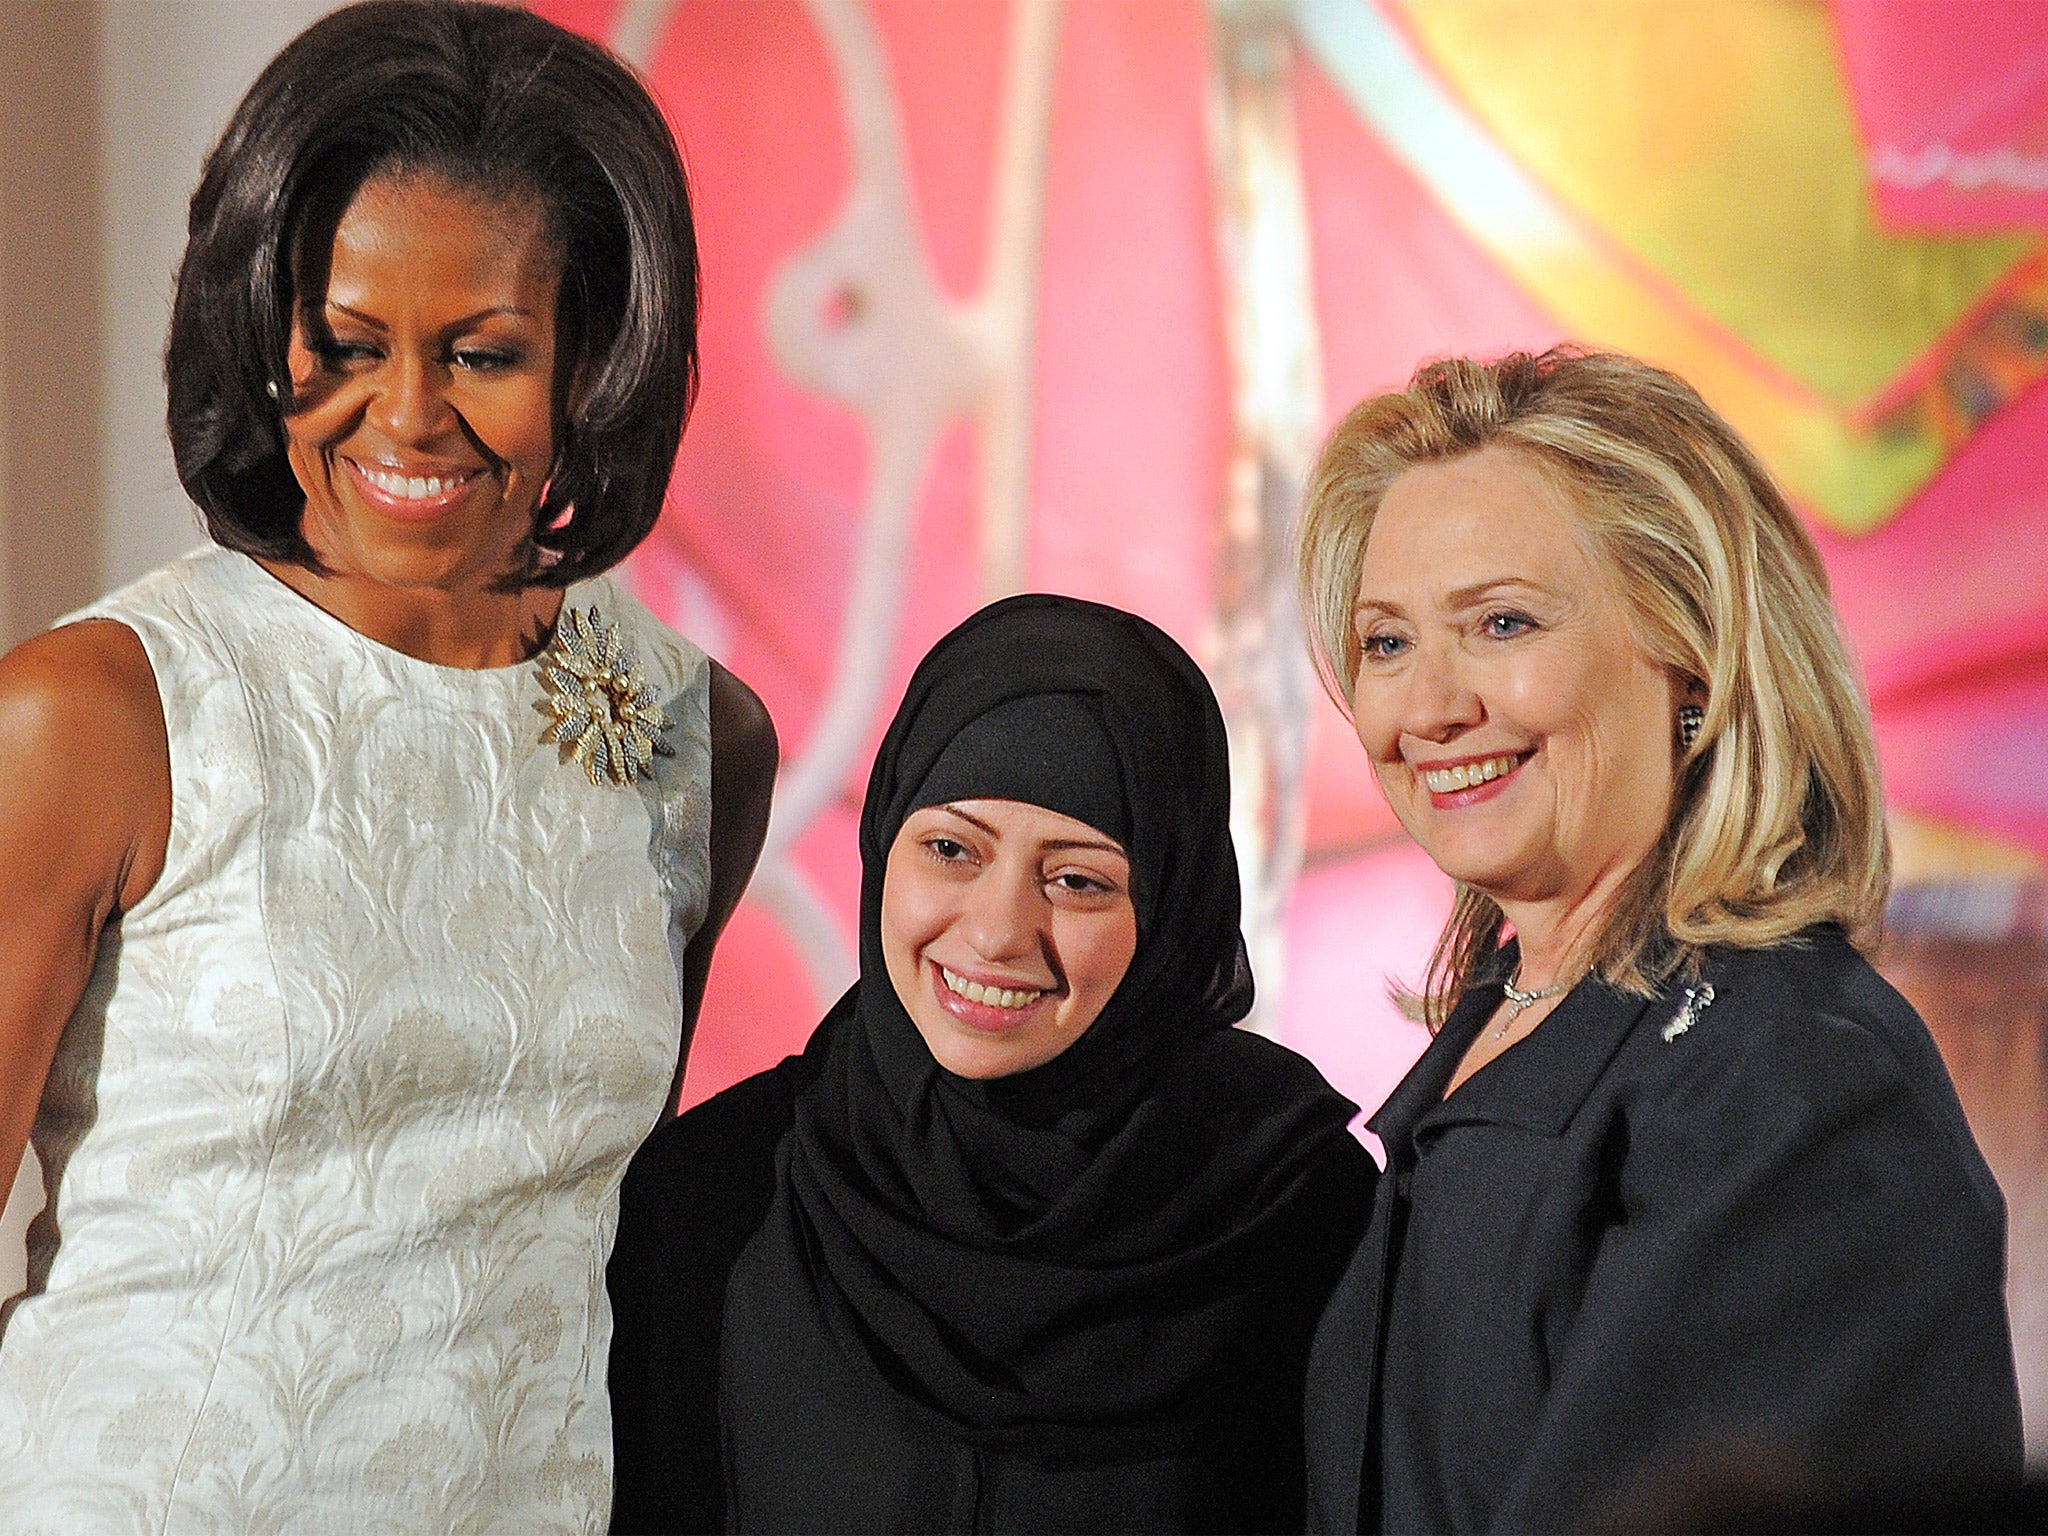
[1304,927,2021,1534]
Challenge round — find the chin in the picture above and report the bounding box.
[1419,841,1527,899]
[1413,829,1490,880]
[934,1051,1008,1081]
[306,493,523,583]
[934,1031,1032,1080]
[920,1024,1061,1082]
[346,532,518,591]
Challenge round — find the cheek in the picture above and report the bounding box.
[471,380,557,471]
[1604,668,1682,797]
[1549,657,1677,827]
[1063,910,1138,1008]
[1349,678,1403,764]
[280,406,361,506]
[284,331,321,392]
[278,372,371,473]
[878,879,915,976]
[879,851,949,979]
[1489,657,1574,733]
[284,401,352,456]
[1497,638,1626,744]
[878,899,926,1019]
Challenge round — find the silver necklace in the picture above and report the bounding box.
[1496,968,1570,1036]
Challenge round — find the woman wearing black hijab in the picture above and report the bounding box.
[607,594,1375,1533]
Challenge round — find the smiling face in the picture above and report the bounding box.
[1350,446,1683,922]
[282,172,563,594]
[881,799,1140,1080]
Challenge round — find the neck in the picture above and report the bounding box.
[1494,857,1643,990]
[260,560,565,669]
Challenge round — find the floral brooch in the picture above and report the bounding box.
[534,606,674,787]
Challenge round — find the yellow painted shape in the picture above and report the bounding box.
[1394,0,2034,407]
[1891,811,2045,885]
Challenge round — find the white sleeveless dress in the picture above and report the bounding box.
[0,548,712,1535]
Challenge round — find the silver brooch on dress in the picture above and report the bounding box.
[1662,982,1716,1042]
[534,606,674,787]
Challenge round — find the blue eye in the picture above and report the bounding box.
[1483,611,1535,639]
[1360,632,1409,661]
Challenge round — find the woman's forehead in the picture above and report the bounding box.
[1362,448,1604,605]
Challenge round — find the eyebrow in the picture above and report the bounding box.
[935,803,1128,858]
[323,301,539,330]
[1354,576,1549,617]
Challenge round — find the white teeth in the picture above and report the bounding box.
[1422,753,1521,794]
[940,966,1043,1010]
[358,463,468,500]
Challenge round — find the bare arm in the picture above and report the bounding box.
[664,660,777,1114]
[0,620,171,1196]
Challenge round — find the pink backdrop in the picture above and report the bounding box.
[528,1,2048,1136]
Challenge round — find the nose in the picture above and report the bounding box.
[955,860,1042,966]
[1398,637,1484,744]
[368,352,454,446]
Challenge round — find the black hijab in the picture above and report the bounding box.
[729,594,1360,1460]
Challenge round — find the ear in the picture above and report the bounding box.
[1665,668,1708,710]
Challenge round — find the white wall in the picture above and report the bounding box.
[101,0,349,589]
[0,0,102,645]
[0,0,101,1297]
[0,0,345,1300]
[0,63,26,1279]
[0,126,12,652]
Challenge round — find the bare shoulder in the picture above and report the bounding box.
[702,662,775,906]
[707,661,777,785]
[668,662,778,1080]
[1,619,155,744]
[0,620,163,761]
[0,620,171,907]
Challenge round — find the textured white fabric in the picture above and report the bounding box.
[0,548,712,1535]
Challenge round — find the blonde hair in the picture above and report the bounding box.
[1298,348,1889,1025]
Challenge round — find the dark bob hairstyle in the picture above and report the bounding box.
[166,0,697,587]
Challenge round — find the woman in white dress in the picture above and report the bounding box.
[0,3,775,1531]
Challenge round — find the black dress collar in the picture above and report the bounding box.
[1368,943,1659,1167]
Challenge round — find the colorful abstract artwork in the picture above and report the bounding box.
[523,0,2047,1132]
[515,0,2048,1434]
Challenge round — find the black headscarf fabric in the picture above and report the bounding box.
[912,691,1131,848]
[727,594,1360,1459]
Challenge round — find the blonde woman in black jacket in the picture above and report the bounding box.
[1295,348,2020,1533]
